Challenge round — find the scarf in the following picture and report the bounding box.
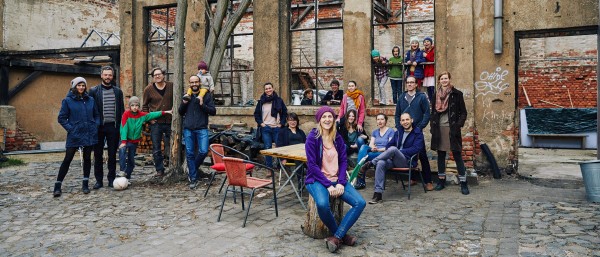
[346,89,364,110]
[260,91,282,118]
[435,85,453,113]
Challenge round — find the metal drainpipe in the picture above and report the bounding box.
[494,0,503,54]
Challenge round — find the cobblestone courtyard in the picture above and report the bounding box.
[1,157,599,257]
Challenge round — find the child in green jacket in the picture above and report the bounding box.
[118,96,172,180]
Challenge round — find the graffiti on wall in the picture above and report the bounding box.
[475,67,510,97]
[480,99,514,132]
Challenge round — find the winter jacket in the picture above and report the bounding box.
[430,87,468,152]
[423,46,435,77]
[388,56,404,79]
[395,91,431,130]
[304,129,348,188]
[253,93,288,127]
[276,127,306,147]
[120,110,165,144]
[197,71,215,91]
[178,92,217,130]
[404,48,426,79]
[142,82,173,124]
[385,127,425,167]
[58,91,100,148]
[88,84,125,128]
[337,94,366,126]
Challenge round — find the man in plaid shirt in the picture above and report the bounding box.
[372,49,389,105]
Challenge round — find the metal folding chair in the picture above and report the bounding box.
[384,154,427,200]
[204,144,255,198]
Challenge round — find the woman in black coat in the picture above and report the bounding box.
[430,71,470,195]
[276,112,306,166]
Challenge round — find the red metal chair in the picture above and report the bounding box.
[217,157,278,227]
[204,144,255,198]
[384,154,427,200]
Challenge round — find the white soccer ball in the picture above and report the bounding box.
[113,177,129,191]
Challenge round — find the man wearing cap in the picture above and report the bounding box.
[89,66,125,189]
[371,49,389,105]
[142,67,173,177]
[422,37,435,100]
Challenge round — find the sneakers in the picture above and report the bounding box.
[154,170,165,177]
[117,171,127,177]
[368,192,382,204]
[189,180,199,190]
[325,236,341,253]
[342,234,357,246]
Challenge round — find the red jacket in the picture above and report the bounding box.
[423,46,435,77]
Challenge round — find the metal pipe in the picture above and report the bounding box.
[494,0,503,54]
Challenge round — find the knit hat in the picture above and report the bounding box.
[423,37,433,44]
[197,61,208,70]
[70,77,87,89]
[410,36,420,44]
[128,96,140,106]
[315,106,335,122]
[371,49,380,58]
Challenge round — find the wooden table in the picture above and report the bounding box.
[260,144,307,209]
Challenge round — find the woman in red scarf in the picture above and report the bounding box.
[430,71,470,195]
[336,81,366,132]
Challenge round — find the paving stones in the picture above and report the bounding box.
[0,157,599,256]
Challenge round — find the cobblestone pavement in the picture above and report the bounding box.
[0,158,599,257]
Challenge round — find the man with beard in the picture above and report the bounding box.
[89,66,125,189]
[179,75,216,189]
[142,67,173,177]
[368,113,424,204]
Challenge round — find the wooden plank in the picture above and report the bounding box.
[528,134,588,137]
[8,71,42,100]
[6,59,102,75]
[0,45,120,59]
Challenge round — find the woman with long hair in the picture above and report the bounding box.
[430,71,470,195]
[336,81,366,132]
[54,77,99,197]
[337,109,368,156]
[305,106,366,253]
[254,82,288,168]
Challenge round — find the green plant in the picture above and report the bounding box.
[0,158,25,168]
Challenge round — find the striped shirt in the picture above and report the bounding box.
[102,86,116,124]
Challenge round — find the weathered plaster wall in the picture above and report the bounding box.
[343,0,372,103]
[3,0,119,50]
[7,69,101,142]
[470,0,598,171]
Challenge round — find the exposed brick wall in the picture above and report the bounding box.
[4,126,39,151]
[518,36,598,109]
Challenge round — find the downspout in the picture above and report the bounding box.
[494,0,503,54]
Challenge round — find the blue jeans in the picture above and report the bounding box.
[357,144,382,163]
[347,136,366,155]
[261,126,280,168]
[183,129,209,182]
[118,142,137,179]
[305,182,366,239]
[390,78,403,104]
[150,123,171,172]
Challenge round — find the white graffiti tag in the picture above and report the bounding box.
[475,67,510,97]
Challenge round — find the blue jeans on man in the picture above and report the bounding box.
[261,126,280,168]
[150,123,171,173]
[183,128,209,182]
[118,142,137,179]
[305,182,366,239]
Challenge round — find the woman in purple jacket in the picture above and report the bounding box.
[305,106,366,253]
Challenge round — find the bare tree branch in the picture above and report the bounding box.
[203,0,229,65]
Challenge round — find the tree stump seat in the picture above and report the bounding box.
[301,194,344,239]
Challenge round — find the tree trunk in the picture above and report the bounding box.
[166,0,188,180]
[301,195,344,239]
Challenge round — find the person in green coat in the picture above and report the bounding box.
[118,96,172,180]
[388,45,404,104]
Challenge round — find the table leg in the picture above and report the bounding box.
[275,162,307,210]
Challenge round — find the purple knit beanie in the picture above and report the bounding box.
[315,106,335,122]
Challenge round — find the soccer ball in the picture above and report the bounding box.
[113,177,129,191]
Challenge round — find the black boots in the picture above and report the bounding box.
[355,162,371,190]
[434,178,446,191]
[93,181,103,189]
[460,181,470,195]
[53,182,62,197]
[368,192,382,204]
[82,179,90,194]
